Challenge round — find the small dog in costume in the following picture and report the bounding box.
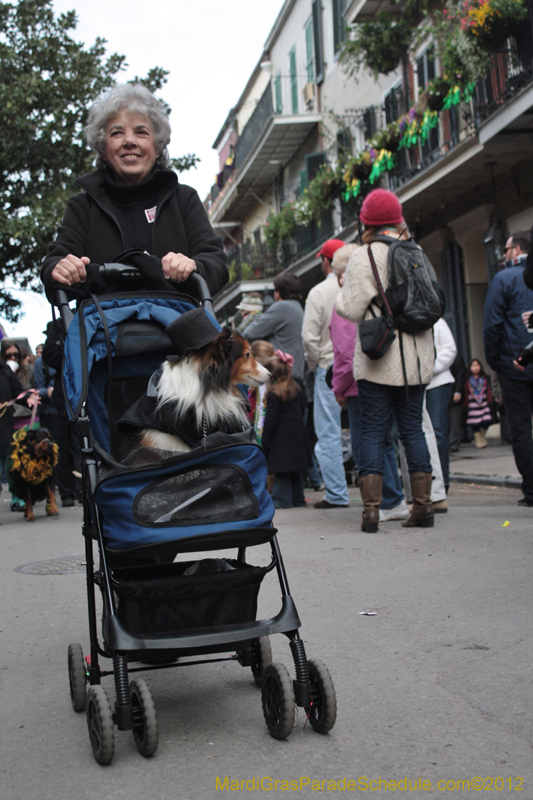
[119,308,271,454]
[8,427,59,521]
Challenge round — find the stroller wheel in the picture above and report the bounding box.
[304,659,337,734]
[86,686,115,765]
[68,643,87,712]
[261,663,295,740]
[251,637,272,688]
[130,678,158,757]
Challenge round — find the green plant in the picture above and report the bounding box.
[460,0,527,49]
[304,165,343,220]
[340,12,413,78]
[264,203,297,251]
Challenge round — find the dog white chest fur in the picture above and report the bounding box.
[140,344,270,453]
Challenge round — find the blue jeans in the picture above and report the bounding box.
[313,366,349,505]
[425,383,453,489]
[271,473,306,508]
[346,395,404,509]
[357,381,431,476]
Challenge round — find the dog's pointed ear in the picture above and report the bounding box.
[210,328,234,361]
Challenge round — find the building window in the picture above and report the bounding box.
[362,106,379,140]
[337,129,352,158]
[333,0,347,53]
[384,83,402,125]
[312,0,324,84]
[305,20,314,83]
[416,46,435,92]
[290,48,298,114]
[274,73,282,114]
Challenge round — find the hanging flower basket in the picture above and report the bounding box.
[461,0,527,50]
[425,77,452,111]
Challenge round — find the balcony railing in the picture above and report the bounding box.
[475,21,533,124]
[226,240,281,285]
[390,17,533,191]
[234,83,274,172]
[388,104,475,191]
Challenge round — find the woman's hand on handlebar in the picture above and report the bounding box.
[161,252,197,283]
[51,255,89,286]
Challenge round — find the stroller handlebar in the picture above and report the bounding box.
[52,264,215,332]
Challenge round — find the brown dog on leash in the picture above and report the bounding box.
[9,427,60,521]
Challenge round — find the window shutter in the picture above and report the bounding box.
[274,73,282,114]
[306,151,327,181]
[305,21,314,82]
[290,48,298,114]
[312,0,324,84]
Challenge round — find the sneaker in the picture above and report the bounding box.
[10,501,25,512]
[432,499,448,513]
[379,500,410,521]
[61,497,75,508]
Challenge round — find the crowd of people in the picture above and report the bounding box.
[236,191,533,529]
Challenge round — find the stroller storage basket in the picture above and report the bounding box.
[112,559,270,637]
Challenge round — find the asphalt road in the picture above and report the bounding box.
[1,482,532,800]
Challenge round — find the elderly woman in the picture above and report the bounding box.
[330,244,409,525]
[41,84,228,297]
[336,189,435,532]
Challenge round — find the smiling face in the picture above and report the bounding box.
[104,108,158,184]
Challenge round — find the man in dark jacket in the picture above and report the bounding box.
[483,231,533,505]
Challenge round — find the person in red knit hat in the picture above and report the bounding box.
[336,189,435,532]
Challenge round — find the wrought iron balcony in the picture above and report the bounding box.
[209,79,321,225]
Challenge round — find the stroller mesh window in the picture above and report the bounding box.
[133,464,259,527]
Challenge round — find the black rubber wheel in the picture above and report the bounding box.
[261,663,295,740]
[68,643,87,712]
[86,685,115,765]
[304,658,337,734]
[130,678,159,757]
[251,636,273,688]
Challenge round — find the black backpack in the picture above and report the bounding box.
[374,235,445,333]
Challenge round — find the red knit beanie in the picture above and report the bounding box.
[359,189,403,227]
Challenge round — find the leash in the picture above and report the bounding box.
[0,389,39,420]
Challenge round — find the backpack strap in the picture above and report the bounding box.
[367,245,394,319]
[369,244,411,399]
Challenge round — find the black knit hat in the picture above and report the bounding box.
[166,307,221,362]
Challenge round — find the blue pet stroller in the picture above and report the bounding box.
[55,264,336,764]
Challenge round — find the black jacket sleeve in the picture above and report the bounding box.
[177,187,228,296]
[524,225,533,290]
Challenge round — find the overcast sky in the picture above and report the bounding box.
[5,0,283,349]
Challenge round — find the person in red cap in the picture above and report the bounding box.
[303,238,349,508]
[336,189,435,531]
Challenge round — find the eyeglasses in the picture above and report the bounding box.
[505,245,517,252]
[5,351,20,359]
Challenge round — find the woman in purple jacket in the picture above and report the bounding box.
[330,245,408,522]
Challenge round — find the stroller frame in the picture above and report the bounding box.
[56,267,336,764]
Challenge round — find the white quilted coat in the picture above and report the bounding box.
[336,241,435,386]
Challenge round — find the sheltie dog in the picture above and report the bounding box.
[138,328,270,453]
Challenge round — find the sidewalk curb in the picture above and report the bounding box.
[449,474,521,489]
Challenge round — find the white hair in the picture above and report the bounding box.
[332,244,359,276]
[84,84,171,169]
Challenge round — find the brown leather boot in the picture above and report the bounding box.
[402,473,434,527]
[359,474,382,533]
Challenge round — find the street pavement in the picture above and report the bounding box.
[1,447,532,799]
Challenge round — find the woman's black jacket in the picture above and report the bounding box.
[0,362,25,455]
[41,168,228,301]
